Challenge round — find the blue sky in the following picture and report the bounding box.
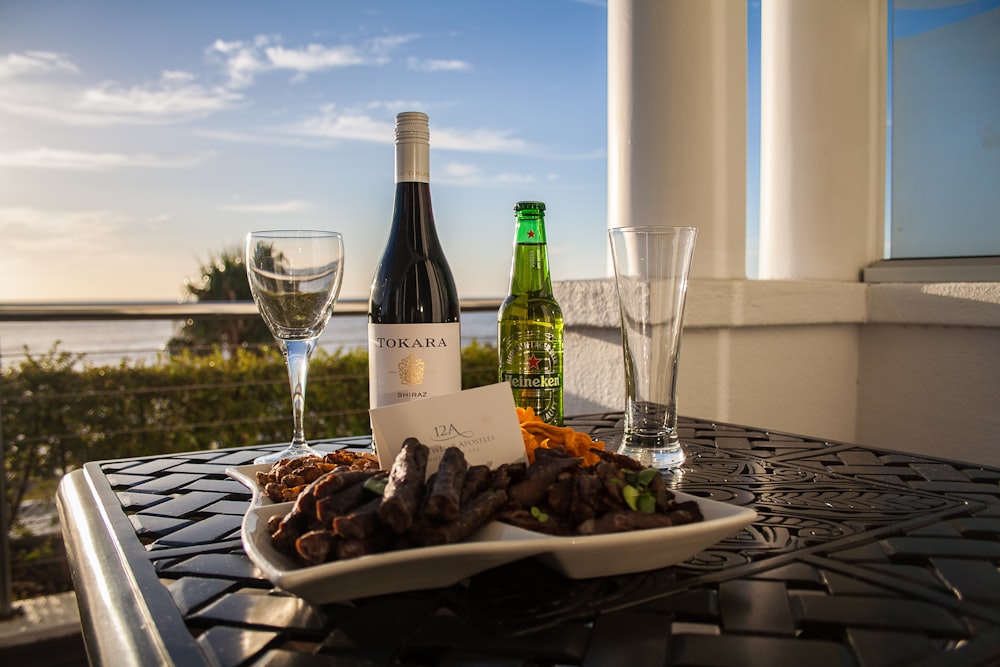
[890,0,1000,258]
[4,0,993,304]
[0,0,608,302]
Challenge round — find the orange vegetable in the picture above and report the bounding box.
[517,406,605,466]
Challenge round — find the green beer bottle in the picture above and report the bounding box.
[498,201,564,425]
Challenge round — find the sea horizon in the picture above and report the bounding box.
[0,310,499,367]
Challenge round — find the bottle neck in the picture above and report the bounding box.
[514,214,546,245]
[508,216,553,296]
[396,140,430,184]
[392,136,437,250]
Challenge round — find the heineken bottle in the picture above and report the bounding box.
[498,201,564,425]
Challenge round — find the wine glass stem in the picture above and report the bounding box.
[283,338,317,447]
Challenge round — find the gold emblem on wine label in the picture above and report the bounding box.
[397,353,425,386]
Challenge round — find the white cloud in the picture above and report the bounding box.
[373,99,428,114]
[161,70,196,83]
[433,126,529,153]
[296,104,395,143]
[0,65,243,125]
[266,44,369,72]
[407,57,471,73]
[0,32,469,129]
[78,72,242,118]
[438,161,534,187]
[218,199,311,213]
[0,206,126,251]
[443,162,480,179]
[211,39,243,55]
[369,34,420,55]
[0,147,214,170]
[208,38,268,88]
[292,105,530,154]
[208,33,416,87]
[495,172,536,184]
[0,51,78,78]
[193,128,332,149]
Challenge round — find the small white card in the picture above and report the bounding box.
[369,382,527,477]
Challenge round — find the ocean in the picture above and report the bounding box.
[0,310,499,367]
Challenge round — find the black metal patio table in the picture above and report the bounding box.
[56,413,1000,667]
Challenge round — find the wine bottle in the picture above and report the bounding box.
[498,201,564,425]
[368,111,461,410]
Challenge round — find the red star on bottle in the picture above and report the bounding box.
[527,354,542,370]
[527,230,536,238]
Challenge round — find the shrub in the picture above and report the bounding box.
[1,341,498,528]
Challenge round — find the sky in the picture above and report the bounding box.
[0,0,609,303]
[3,0,993,306]
[890,0,1000,258]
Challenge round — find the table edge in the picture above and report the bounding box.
[57,464,210,667]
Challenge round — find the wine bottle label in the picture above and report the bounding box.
[368,322,461,408]
[499,332,563,424]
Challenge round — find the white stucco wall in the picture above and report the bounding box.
[558,278,999,467]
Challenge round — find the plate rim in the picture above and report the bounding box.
[238,486,758,602]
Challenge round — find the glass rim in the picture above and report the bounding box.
[247,229,343,239]
[608,225,697,234]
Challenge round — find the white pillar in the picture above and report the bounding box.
[608,0,747,279]
[759,0,887,281]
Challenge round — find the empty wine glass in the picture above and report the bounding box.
[246,230,344,464]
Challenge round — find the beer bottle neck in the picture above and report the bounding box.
[509,216,553,296]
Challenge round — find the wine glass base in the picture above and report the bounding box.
[254,443,325,466]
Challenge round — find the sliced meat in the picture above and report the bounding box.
[460,464,492,504]
[377,438,429,534]
[315,475,382,525]
[332,497,382,539]
[507,455,581,508]
[410,489,508,546]
[313,469,382,499]
[424,447,468,521]
[295,529,339,565]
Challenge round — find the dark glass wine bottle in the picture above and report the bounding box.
[368,111,461,409]
[498,201,564,425]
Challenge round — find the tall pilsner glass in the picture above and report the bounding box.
[246,230,344,465]
[609,226,697,469]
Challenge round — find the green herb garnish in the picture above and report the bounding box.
[363,477,387,496]
[530,506,549,523]
[623,484,640,511]
[621,467,659,513]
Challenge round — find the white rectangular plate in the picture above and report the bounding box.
[227,463,277,505]
[231,460,758,604]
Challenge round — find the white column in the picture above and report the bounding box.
[608,0,747,279]
[759,0,887,281]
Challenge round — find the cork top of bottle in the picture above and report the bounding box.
[395,112,430,145]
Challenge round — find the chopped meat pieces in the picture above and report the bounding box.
[377,438,429,534]
[424,446,468,521]
[266,437,704,568]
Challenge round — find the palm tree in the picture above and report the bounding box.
[168,248,273,355]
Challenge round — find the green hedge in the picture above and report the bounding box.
[1,341,498,528]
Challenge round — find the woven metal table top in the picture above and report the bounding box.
[56,414,1000,667]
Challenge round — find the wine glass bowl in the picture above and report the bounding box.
[246,230,344,464]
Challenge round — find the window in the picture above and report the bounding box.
[887,0,1000,261]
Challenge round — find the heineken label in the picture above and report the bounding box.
[508,374,561,389]
[499,333,563,424]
